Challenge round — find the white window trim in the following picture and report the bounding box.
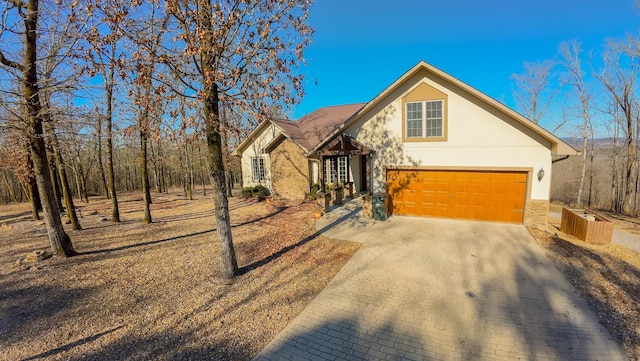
[252,157,265,181]
[324,157,348,185]
[405,100,444,139]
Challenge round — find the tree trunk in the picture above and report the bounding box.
[72,166,83,202]
[220,114,232,198]
[3,174,18,203]
[204,84,237,280]
[20,0,76,256]
[186,142,194,200]
[25,127,41,220]
[19,179,30,202]
[47,153,63,211]
[73,145,89,202]
[611,119,622,213]
[576,133,588,207]
[96,117,109,199]
[105,41,120,222]
[150,139,160,193]
[44,119,82,230]
[28,175,41,220]
[587,129,595,207]
[30,134,77,256]
[157,139,166,193]
[624,104,634,213]
[141,129,152,223]
[198,146,207,196]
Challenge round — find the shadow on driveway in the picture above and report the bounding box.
[254,206,627,360]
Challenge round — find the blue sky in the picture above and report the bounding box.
[292,0,640,134]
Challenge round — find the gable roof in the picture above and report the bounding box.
[312,61,578,156]
[236,61,578,158]
[287,103,366,151]
[234,103,366,155]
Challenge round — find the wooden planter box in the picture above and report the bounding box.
[560,208,614,244]
[332,187,343,206]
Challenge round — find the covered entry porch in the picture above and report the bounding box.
[313,133,374,198]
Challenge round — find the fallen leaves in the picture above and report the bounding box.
[529,226,640,360]
[0,191,359,361]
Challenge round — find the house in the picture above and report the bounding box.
[234,61,578,226]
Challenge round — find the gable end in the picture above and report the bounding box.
[402,82,448,143]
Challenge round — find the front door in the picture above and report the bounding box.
[360,155,369,192]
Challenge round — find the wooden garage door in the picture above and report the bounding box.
[387,169,527,223]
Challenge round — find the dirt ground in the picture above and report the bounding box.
[530,204,640,360]
[4,195,640,361]
[0,190,360,361]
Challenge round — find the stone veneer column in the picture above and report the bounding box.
[523,199,549,229]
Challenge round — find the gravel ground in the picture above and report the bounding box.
[0,191,360,361]
[529,213,640,360]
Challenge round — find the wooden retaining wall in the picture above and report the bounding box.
[560,208,614,244]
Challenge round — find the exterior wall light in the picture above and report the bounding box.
[537,167,545,182]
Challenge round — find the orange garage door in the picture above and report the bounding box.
[387,169,527,223]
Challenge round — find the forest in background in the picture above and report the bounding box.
[2,1,640,270]
[511,36,640,215]
[0,0,312,280]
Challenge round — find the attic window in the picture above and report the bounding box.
[402,82,448,142]
[405,100,444,139]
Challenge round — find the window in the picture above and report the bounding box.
[326,158,336,184]
[406,102,423,137]
[252,157,265,181]
[324,157,348,185]
[405,100,444,139]
[338,157,347,184]
[425,100,443,137]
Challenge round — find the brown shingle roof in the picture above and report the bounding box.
[272,103,366,152]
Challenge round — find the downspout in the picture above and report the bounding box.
[552,154,571,164]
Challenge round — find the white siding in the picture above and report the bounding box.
[346,70,553,200]
[239,124,281,190]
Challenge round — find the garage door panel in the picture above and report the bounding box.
[387,169,527,223]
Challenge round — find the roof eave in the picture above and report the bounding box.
[269,121,311,153]
[232,120,273,156]
[308,105,367,154]
[316,60,578,156]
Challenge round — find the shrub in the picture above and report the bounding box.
[252,185,270,198]
[310,183,320,200]
[241,187,253,197]
[241,186,270,198]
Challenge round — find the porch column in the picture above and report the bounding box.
[319,156,325,192]
[333,156,339,185]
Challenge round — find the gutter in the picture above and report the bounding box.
[552,155,571,164]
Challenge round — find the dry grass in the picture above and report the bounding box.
[528,213,640,360]
[0,190,360,361]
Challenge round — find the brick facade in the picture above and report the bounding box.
[270,138,310,200]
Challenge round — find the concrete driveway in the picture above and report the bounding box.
[254,200,626,361]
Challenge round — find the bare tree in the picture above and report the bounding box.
[594,36,640,213]
[128,2,170,223]
[512,60,561,125]
[85,0,133,222]
[161,0,313,280]
[559,41,593,207]
[0,0,77,256]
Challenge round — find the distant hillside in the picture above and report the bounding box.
[561,137,626,150]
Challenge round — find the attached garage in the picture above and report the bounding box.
[387,169,528,223]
